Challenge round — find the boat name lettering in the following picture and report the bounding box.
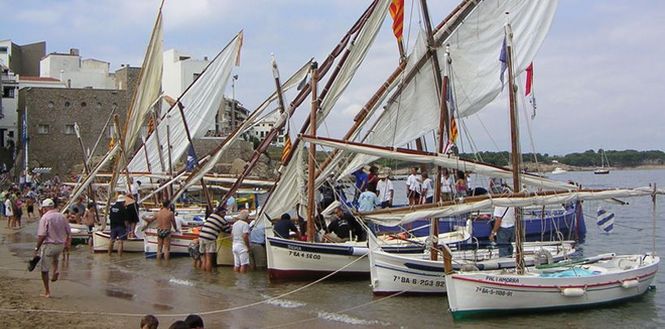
[484,276,519,283]
[288,250,321,260]
[287,245,302,251]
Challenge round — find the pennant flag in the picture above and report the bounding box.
[596,207,615,233]
[186,143,197,171]
[445,82,458,143]
[389,0,404,42]
[499,37,507,90]
[280,134,292,163]
[297,72,309,91]
[21,112,27,146]
[108,136,115,150]
[525,62,537,119]
[235,32,243,66]
[147,116,155,134]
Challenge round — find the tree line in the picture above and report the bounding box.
[459,149,665,168]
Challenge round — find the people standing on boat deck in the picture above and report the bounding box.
[231,209,251,273]
[184,314,205,329]
[440,168,454,201]
[420,172,434,204]
[376,170,394,208]
[124,193,140,239]
[198,206,231,272]
[273,213,300,240]
[34,198,71,298]
[226,195,237,213]
[108,195,127,256]
[153,200,179,261]
[406,167,422,206]
[454,170,468,198]
[140,314,159,329]
[358,186,381,212]
[490,205,516,257]
[366,165,379,192]
[130,180,142,203]
[352,167,369,204]
[249,214,267,269]
[324,207,355,242]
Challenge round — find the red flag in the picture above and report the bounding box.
[525,62,534,96]
[389,0,404,42]
[449,114,458,143]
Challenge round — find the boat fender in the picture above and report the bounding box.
[560,287,586,297]
[621,279,639,289]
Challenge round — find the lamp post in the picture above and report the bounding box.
[230,74,238,135]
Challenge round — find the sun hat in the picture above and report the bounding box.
[41,198,55,208]
[117,195,126,202]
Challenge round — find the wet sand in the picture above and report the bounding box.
[0,220,395,329]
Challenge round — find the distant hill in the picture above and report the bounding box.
[459,149,665,168]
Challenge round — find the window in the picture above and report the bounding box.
[37,124,50,134]
[0,47,7,53]
[80,102,87,108]
[47,101,54,109]
[96,102,102,110]
[64,124,75,135]
[64,101,71,108]
[108,126,115,138]
[2,86,14,98]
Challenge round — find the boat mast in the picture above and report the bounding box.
[73,122,101,222]
[505,18,526,274]
[306,62,319,242]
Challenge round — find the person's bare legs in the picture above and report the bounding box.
[204,253,213,272]
[108,239,115,255]
[41,271,50,297]
[156,238,163,260]
[117,240,123,256]
[239,264,248,273]
[51,257,60,282]
[164,236,171,261]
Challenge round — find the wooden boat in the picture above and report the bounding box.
[445,253,659,318]
[92,230,144,253]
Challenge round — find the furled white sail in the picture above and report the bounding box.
[316,0,389,126]
[303,135,576,191]
[260,143,306,222]
[170,59,312,202]
[364,187,659,226]
[124,32,243,180]
[123,8,164,156]
[340,0,559,178]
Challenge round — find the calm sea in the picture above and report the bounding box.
[5,169,665,328]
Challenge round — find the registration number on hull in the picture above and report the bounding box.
[393,275,445,287]
[288,250,321,260]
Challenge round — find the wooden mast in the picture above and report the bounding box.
[175,102,213,210]
[113,115,134,193]
[306,62,319,242]
[505,19,526,274]
[73,122,101,223]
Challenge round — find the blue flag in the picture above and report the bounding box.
[499,37,507,90]
[186,143,197,171]
[596,207,614,233]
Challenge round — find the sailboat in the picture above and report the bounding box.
[594,149,611,174]
[444,18,661,318]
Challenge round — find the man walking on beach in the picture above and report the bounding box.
[34,198,71,298]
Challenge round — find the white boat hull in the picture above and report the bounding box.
[266,236,370,280]
[445,254,659,318]
[92,231,144,253]
[143,228,198,258]
[369,240,575,295]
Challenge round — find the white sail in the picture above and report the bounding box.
[363,187,659,226]
[303,135,576,191]
[170,59,312,202]
[124,32,243,179]
[340,0,559,178]
[261,143,306,221]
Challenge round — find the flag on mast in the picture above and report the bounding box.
[389,0,404,42]
[445,81,458,143]
[596,207,614,233]
[499,37,507,90]
[186,143,197,171]
[525,62,537,119]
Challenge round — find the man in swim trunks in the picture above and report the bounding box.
[155,200,178,261]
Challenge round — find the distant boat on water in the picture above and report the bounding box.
[551,167,567,175]
[594,150,611,175]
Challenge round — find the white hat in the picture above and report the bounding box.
[41,198,55,208]
[117,195,126,202]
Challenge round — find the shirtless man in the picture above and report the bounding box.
[154,200,178,260]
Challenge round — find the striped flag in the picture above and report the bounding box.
[389,0,404,42]
[525,62,537,119]
[445,81,458,143]
[280,134,292,163]
[186,143,197,171]
[596,207,615,233]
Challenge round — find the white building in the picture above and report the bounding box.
[251,111,285,147]
[1,64,18,149]
[40,48,116,89]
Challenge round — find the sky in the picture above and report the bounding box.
[1,0,664,155]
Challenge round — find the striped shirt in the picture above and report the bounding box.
[199,213,232,242]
